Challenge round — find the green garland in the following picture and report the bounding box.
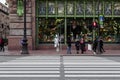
[17,0,24,17]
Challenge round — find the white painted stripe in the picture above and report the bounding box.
[0,68,60,70]
[63,60,114,61]
[0,66,60,67]
[1,62,60,64]
[11,61,60,62]
[64,63,120,64]
[0,75,60,77]
[64,68,120,70]
[64,66,120,67]
[65,75,120,77]
[0,71,60,73]
[10,59,60,61]
[65,71,120,73]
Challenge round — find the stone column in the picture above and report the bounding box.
[8,0,34,50]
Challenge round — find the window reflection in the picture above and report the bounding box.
[76,2,84,15]
[58,2,64,15]
[95,2,102,15]
[48,2,55,14]
[39,2,46,15]
[67,2,74,15]
[114,2,120,15]
[104,2,112,15]
[86,2,93,15]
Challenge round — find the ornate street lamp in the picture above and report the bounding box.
[19,0,29,54]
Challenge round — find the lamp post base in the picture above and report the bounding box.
[21,39,29,54]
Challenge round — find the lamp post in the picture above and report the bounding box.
[21,0,29,54]
[97,0,101,54]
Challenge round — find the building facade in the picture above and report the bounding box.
[7,0,120,50]
[0,2,9,39]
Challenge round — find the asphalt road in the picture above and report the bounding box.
[0,55,120,80]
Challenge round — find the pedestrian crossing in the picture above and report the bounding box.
[0,56,120,80]
[63,56,120,79]
[0,56,60,80]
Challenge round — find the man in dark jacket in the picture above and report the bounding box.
[93,37,98,54]
[67,37,72,54]
[100,38,105,53]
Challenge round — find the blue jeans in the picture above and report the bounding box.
[67,47,71,54]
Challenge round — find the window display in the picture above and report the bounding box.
[38,18,65,43]
[101,18,120,42]
[37,0,120,43]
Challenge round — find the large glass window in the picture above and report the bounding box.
[37,0,120,43]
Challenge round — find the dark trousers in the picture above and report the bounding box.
[100,46,105,53]
[0,45,4,52]
[93,45,97,52]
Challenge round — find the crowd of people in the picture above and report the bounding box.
[66,36,105,54]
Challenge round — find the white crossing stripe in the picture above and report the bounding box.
[65,75,120,77]
[0,71,60,73]
[63,56,120,78]
[0,75,60,77]
[65,71,120,73]
[0,68,59,70]
[0,56,61,78]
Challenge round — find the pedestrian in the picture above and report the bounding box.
[54,34,59,52]
[75,39,80,54]
[87,40,92,51]
[92,37,98,54]
[80,37,86,54]
[0,37,2,51]
[67,37,72,54]
[100,37,105,53]
[0,37,5,52]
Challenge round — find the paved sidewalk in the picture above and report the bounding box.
[0,49,120,56]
